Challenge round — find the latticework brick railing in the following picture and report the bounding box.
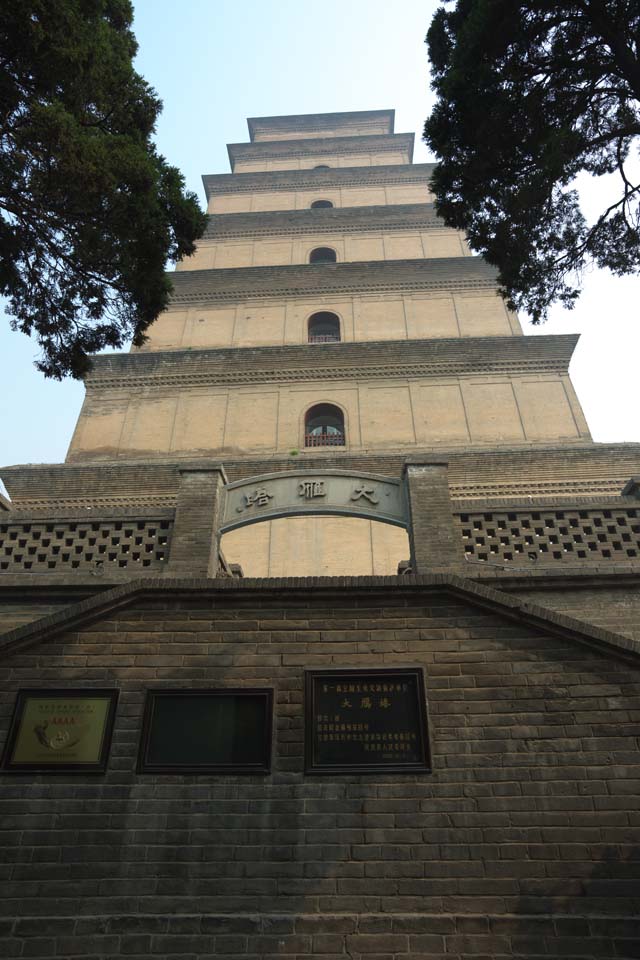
[455,504,640,565]
[0,516,173,573]
[304,433,345,447]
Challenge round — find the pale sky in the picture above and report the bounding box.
[1,0,638,482]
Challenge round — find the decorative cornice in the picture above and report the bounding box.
[203,163,436,199]
[452,494,639,512]
[227,133,414,170]
[82,335,578,392]
[0,506,175,523]
[167,256,496,305]
[202,203,446,241]
[247,110,395,141]
[4,444,640,508]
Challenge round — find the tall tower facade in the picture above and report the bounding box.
[47,109,609,577]
[3,111,640,960]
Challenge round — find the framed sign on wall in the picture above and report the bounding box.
[305,668,431,774]
[138,688,273,774]
[1,689,119,773]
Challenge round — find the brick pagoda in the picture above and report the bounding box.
[1,110,640,959]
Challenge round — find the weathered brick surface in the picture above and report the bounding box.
[169,467,226,577]
[513,585,640,642]
[1,584,640,958]
[405,462,463,572]
[6,444,640,510]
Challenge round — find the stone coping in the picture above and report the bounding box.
[1,573,639,667]
[4,443,640,503]
[2,561,640,594]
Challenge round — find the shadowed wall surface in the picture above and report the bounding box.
[1,583,640,958]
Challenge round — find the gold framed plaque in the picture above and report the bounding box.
[1,689,119,773]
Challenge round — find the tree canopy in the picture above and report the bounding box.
[0,0,207,378]
[424,1,640,322]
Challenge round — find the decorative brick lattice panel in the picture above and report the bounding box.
[456,506,640,564]
[0,519,172,572]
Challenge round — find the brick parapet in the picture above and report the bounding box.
[2,560,640,595]
[5,443,640,507]
[4,570,637,663]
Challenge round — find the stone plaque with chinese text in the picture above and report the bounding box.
[222,470,405,532]
[304,669,430,773]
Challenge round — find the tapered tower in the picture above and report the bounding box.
[3,111,640,960]
[13,107,622,579]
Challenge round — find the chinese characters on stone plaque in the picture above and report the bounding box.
[350,484,379,504]
[235,479,383,514]
[236,487,274,513]
[304,669,430,773]
[298,480,326,500]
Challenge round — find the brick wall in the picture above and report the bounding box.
[513,585,640,643]
[1,583,640,958]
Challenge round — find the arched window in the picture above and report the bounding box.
[308,312,341,343]
[309,247,337,264]
[314,164,330,169]
[305,404,345,447]
[310,199,333,209]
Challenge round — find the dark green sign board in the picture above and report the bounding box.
[138,689,273,774]
[305,669,430,773]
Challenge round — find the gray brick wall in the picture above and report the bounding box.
[1,586,640,958]
[513,585,640,642]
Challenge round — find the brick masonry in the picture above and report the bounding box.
[202,163,436,201]
[405,462,464,572]
[7,444,640,509]
[511,584,640,643]
[1,580,640,958]
[3,103,640,958]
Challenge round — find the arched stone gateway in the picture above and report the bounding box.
[221,470,406,532]
[168,461,461,578]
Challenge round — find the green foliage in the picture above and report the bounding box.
[424,1,640,322]
[0,0,207,378]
